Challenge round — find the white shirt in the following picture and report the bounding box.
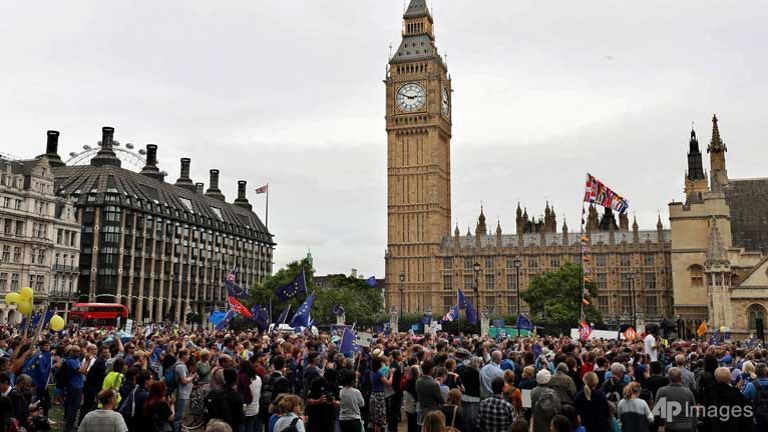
[643,334,658,361]
[274,413,306,432]
[244,375,262,417]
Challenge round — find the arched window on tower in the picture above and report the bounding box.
[689,264,704,288]
[747,304,767,330]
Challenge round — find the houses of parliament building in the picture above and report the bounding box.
[383,1,672,325]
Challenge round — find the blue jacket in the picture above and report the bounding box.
[742,377,768,401]
[64,357,84,390]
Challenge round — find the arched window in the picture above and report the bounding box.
[747,304,767,331]
[689,264,704,288]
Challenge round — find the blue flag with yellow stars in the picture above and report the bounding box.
[275,269,308,302]
[289,293,315,328]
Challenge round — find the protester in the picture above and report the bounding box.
[273,395,306,432]
[143,381,175,432]
[338,369,364,432]
[531,370,560,432]
[573,372,610,432]
[477,377,515,432]
[617,382,653,432]
[421,410,447,432]
[703,366,752,431]
[440,388,470,432]
[77,389,128,432]
[416,359,444,425]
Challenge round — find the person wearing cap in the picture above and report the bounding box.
[531,369,561,432]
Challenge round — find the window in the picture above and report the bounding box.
[31,249,36,264]
[1,246,9,262]
[528,257,538,268]
[464,258,473,269]
[621,295,631,313]
[507,274,517,290]
[598,296,608,310]
[180,197,193,212]
[690,265,704,288]
[10,274,19,290]
[35,275,44,292]
[550,256,560,268]
[210,207,223,221]
[57,229,63,244]
[485,257,494,268]
[485,295,496,310]
[443,275,452,290]
[12,248,20,263]
[621,273,632,290]
[14,221,23,236]
[443,257,452,269]
[597,273,607,290]
[38,249,45,264]
[644,254,655,266]
[596,255,606,267]
[485,274,494,291]
[645,273,656,290]
[464,275,473,291]
[0,273,6,291]
[646,295,657,316]
[620,255,631,266]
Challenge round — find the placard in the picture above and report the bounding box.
[124,319,134,335]
[354,332,373,347]
[521,389,532,408]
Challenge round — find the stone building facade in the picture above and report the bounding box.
[0,137,80,323]
[434,205,672,325]
[37,126,274,323]
[669,115,767,338]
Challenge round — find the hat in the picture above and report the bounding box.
[372,348,383,358]
[456,348,471,358]
[536,369,552,385]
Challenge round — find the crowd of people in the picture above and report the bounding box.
[0,323,767,432]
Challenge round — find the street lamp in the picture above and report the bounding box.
[399,271,405,317]
[473,262,481,313]
[514,256,522,318]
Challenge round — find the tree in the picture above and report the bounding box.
[520,262,602,327]
[247,258,384,326]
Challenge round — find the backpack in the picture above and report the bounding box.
[260,373,276,408]
[164,363,179,395]
[204,389,231,424]
[399,373,410,393]
[533,387,560,420]
[118,385,140,419]
[754,381,768,423]
[445,406,460,432]
[282,417,301,432]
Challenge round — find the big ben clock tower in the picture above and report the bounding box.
[385,0,452,314]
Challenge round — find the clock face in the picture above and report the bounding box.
[396,83,426,112]
[441,86,450,116]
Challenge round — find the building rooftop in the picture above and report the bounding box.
[440,229,670,250]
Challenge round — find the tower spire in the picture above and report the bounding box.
[707,114,729,192]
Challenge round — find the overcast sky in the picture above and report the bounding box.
[2,1,766,277]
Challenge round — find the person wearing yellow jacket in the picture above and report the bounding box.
[101,358,125,407]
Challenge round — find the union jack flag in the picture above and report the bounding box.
[225,266,249,300]
[255,184,269,194]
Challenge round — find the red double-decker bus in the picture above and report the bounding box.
[68,303,129,328]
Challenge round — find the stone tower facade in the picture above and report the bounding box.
[385,0,452,313]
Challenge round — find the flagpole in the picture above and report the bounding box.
[265,184,269,230]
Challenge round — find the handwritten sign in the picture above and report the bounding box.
[354,332,373,347]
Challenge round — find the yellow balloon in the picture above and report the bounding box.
[17,300,32,315]
[4,292,20,305]
[49,315,65,332]
[19,287,33,301]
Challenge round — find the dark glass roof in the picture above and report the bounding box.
[53,164,273,244]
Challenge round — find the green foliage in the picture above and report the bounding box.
[520,262,602,326]
[246,258,384,327]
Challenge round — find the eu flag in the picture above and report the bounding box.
[365,276,377,288]
[289,293,314,328]
[331,303,345,317]
[215,309,235,331]
[457,289,478,325]
[22,350,51,390]
[250,304,271,331]
[225,266,249,299]
[275,269,307,301]
[516,314,534,331]
[275,304,291,324]
[339,327,354,356]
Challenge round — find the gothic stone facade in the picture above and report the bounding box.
[670,115,768,338]
[435,206,672,324]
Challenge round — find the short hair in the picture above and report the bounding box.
[511,420,530,432]
[491,377,505,395]
[649,361,662,375]
[178,348,190,358]
[667,367,683,383]
[223,368,238,386]
[550,415,571,432]
[755,363,768,378]
[278,394,302,414]
[272,355,285,370]
[556,362,569,373]
[522,365,535,379]
[421,359,434,376]
[714,367,731,384]
[610,362,626,374]
[97,389,116,406]
[205,419,233,432]
[136,369,152,387]
[446,388,462,406]
[307,351,320,364]
[675,354,686,365]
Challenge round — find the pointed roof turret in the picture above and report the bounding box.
[516,202,522,217]
[705,218,730,267]
[404,0,431,19]
[496,219,502,235]
[707,114,727,153]
[476,205,487,235]
[656,213,663,230]
[632,214,639,230]
[454,224,460,236]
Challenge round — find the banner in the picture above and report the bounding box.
[583,173,629,213]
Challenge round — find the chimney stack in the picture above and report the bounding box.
[90,126,121,167]
[139,144,166,182]
[195,183,205,194]
[174,158,196,192]
[204,169,226,201]
[234,180,252,210]
[44,130,65,167]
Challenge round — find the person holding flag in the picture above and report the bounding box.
[21,339,53,417]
